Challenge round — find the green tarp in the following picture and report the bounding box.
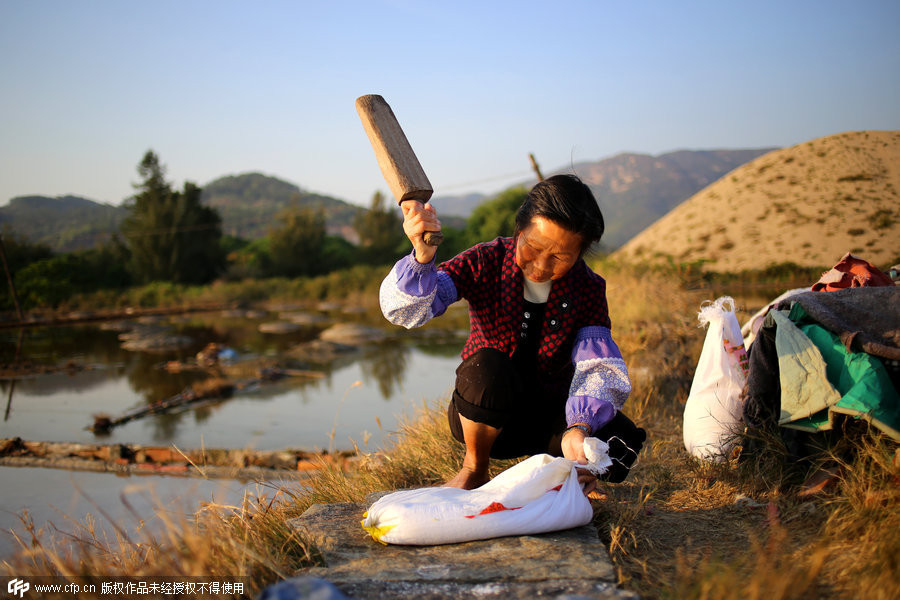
[774,304,900,441]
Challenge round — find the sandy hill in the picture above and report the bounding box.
[613,130,900,273]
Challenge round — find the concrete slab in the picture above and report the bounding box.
[289,501,638,600]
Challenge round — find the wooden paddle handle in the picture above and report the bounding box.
[356,94,442,246]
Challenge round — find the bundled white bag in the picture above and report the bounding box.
[683,296,749,461]
[361,438,611,546]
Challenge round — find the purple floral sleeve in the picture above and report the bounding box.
[566,326,631,432]
[379,252,459,328]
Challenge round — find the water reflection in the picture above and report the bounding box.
[0,309,450,565]
[3,380,14,422]
[126,352,206,405]
[0,313,464,451]
[359,344,409,400]
[0,466,270,560]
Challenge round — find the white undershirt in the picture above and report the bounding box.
[523,278,552,303]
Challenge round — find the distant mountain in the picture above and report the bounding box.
[0,151,780,254]
[0,174,365,252]
[431,192,487,218]
[201,173,362,241]
[614,131,900,272]
[0,195,126,252]
[564,148,777,249]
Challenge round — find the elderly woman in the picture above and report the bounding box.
[380,174,645,494]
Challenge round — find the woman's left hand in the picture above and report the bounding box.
[562,428,598,496]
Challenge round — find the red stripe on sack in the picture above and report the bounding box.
[464,501,522,518]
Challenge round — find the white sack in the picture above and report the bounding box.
[361,438,610,546]
[683,296,749,461]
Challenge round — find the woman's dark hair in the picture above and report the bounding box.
[514,174,605,254]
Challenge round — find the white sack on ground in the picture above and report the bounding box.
[361,438,610,546]
[683,296,749,461]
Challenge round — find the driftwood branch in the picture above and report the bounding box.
[90,368,323,433]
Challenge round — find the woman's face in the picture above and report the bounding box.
[515,217,582,283]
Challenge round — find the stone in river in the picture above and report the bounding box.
[259,321,302,334]
[319,323,389,345]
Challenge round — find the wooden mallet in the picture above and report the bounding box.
[355,94,443,246]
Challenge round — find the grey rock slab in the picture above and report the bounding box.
[319,323,390,344]
[289,502,637,600]
[119,332,194,352]
[287,339,360,365]
[283,312,332,326]
[259,321,303,334]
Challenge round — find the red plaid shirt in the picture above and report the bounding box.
[440,237,611,381]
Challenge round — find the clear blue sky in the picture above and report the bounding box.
[2,0,898,208]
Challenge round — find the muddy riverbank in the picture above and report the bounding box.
[0,437,355,480]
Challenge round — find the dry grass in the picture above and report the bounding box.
[0,404,501,598]
[3,264,898,599]
[587,261,900,600]
[2,482,317,597]
[305,399,523,507]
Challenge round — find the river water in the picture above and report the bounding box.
[0,306,466,558]
[0,286,789,559]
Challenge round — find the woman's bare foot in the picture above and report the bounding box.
[444,466,490,490]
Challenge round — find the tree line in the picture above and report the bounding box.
[1,150,526,311]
